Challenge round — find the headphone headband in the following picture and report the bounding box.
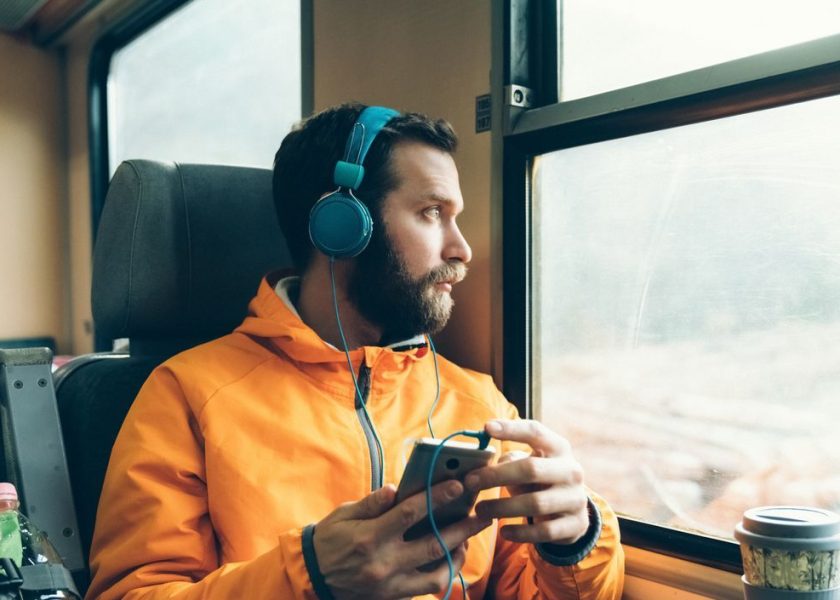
[309,105,400,258]
[333,106,400,190]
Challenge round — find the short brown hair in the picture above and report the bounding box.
[272,102,458,270]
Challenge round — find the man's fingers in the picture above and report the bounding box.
[474,487,587,520]
[484,419,571,456]
[400,515,491,569]
[396,544,470,597]
[465,455,583,492]
[381,480,463,536]
[497,450,529,465]
[335,484,397,521]
[450,543,468,572]
[499,512,590,545]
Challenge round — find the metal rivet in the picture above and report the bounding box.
[62,528,74,538]
[38,378,47,387]
[513,89,524,103]
[13,380,23,389]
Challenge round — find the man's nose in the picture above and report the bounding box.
[445,223,472,264]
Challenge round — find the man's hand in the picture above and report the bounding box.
[312,481,492,600]
[464,419,589,545]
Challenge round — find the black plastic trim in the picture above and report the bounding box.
[507,60,840,156]
[533,0,558,106]
[619,517,742,574]
[500,140,529,420]
[301,0,314,117]
[504,0,529,89]
[504,0,558,107]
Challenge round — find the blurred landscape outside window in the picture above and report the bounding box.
[561,0,840,100]
[108,0,300,172]
[533,93,840,539]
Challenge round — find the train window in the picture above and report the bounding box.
[532,92,840,542]
[107,0,301,172]
[504,2,840,566]
[560,0,840,100]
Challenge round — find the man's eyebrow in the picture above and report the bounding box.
[420,192,459,207]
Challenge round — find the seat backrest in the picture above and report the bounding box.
[53,160,292,580]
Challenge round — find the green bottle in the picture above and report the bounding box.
[0,483,79,600]
[0,483,23,573]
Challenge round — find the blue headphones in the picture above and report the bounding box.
[308,106,400,258]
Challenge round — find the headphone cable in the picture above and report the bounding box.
[425,335,441,439]
[426,337,472,600]
[427,429,481,600]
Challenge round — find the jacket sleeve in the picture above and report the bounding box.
[485,400,625,600]
[85,367,317,600]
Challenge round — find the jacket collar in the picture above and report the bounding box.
[235,273,430,368]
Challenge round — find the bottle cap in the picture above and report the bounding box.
[0,482,19,502]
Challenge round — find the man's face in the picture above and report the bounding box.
[349,142,472,342]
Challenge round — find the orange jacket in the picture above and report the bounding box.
[87,275,624,599]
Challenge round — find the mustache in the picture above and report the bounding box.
[422,262,468,287]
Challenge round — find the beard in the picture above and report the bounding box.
[348,228,467,344]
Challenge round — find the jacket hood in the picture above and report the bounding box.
[235,273,429,369]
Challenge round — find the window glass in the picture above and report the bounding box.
[533,93,840,538]
[108,0,300,173]
[561,0,840,100]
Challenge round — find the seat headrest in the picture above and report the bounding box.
[92,160,292,344]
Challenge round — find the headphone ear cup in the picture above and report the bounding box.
[309,191,373,258]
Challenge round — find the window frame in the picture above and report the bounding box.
[497,0,840,572]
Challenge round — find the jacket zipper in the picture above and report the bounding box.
[355,363,384,490]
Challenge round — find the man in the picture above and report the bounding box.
[86,104,624,599]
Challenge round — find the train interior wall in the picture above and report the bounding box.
[0,34,68,350]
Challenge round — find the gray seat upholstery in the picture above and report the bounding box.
[53,160,292,589]
[91,160,292,351]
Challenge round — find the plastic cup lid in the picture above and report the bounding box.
[741,506,840,539]
[0,482,18,502]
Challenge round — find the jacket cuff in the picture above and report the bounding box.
[302,524,336,600]
[534,497,602,566]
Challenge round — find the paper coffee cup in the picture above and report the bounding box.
[735,506,840,594]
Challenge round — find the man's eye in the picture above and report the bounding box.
[424,207,441,219]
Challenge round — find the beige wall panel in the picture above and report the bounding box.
[64,36,94,354]
[314,0,493,376]
[0,34,66,350]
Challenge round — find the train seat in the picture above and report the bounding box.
[52,159,291,580]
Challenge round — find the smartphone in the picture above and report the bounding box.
[396,437,495,541]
